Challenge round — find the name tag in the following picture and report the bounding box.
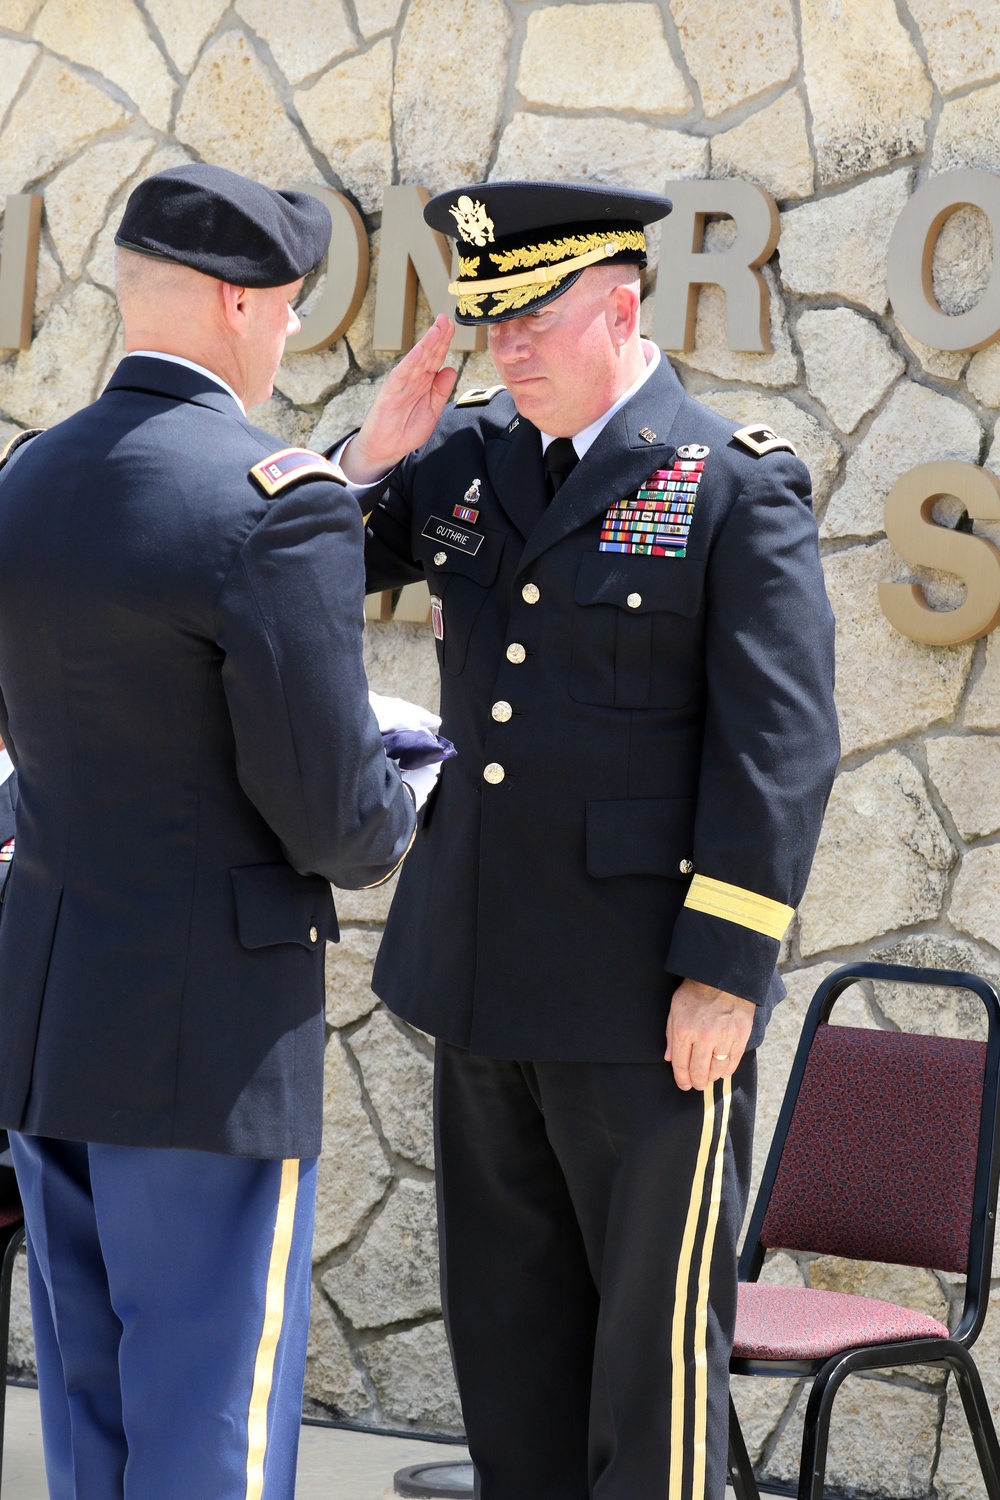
[421,515,485,556]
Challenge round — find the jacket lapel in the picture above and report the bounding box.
[515,357,688,575]
[483,404,550,542]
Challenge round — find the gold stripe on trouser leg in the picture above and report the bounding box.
[691,1077,733,1500]
[668,1088,718,1500]
[245,1158,300,1500]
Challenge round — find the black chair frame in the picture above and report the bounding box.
[728,962,1000,1500]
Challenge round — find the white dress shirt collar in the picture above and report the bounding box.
[539,339,661,459]
[0,749,12,785]
[124,351,246,415]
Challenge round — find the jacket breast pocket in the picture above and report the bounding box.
[231,864,338,951]
[569,554,705,709]
[586,796,696,880]
[415,526,505,677]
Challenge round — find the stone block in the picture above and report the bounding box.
[274,341,349,409]
[908,0,1000,95]
[0,55,127,198]
[672,0,798,118]
[349,1008,435,1169]
[927,206,995,319]
[234,0,356,86]
[34,0,174,131]
[492,113,707,199]
[821,383,982,541]
[807,1257,950,1323]
[355,0,404,37]
[365,620,440,717]
[778,170,912,315]
[325,927,381,1028]
[394,0,511,192]
[310,374,387,456]
[7,1244,34,1378]
[45,137,154,280]
[362,1320,462,1430]
[0,281,118,427]
[671,263,797,389]
[730,1373,800,1466]
[295,40,393,214]
[869,934,997,1043]
[927,736,1000,839]
[85,141,193,291]
[175,31,316,187]
[0,0,39,27]
[800,0,931,186]
[967,631,1000,730]
[0,39,37,126]
[822,542,973,756]
[696,389,841,505]
[334,869,398,925]
[244,393,315,449]
[314,1033,391,1260]
[934,83,1000,174]
[710,91,813,203]
[898,326,972,382]
[936,1286,1000,1499]
[797,309,904,434]
[144,0,228,75]
[799,751,956,956]
[763,1376,940,1495]
[32,238,62,322]
[517,5,691,115]
[305,1292,369,1417]
[323,1179,440,1327]
[967,345,1000,407]
[951,845,1000,953]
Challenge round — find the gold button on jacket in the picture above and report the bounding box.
[521,583,540,604]
[506,642,526,664]
[309,926,319,943]
[434,550,448,566]
[483,762,505,784]
[627,592,642,609]
[492,700,512,722]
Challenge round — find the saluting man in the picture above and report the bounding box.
[0,164,423,1500]
[338,182,841,1500]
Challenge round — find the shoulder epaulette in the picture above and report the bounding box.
[0,428,45,473]
[454,385,506,408]
[250,447,345,496]
[732,424,797,458]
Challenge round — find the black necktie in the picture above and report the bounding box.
[544,437,579,499]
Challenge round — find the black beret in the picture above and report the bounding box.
[424,179,672,323]
[115,163,332,288]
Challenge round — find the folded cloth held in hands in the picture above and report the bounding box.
[380,726,457,770]
[369,690,457,811]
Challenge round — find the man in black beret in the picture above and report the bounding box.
[0,162,437,1499]
[335,179,840,1499]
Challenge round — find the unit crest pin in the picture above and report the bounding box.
[453,477,481,523]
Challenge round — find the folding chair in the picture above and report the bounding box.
[728,962,1000,1500]
[0,1141,24,1495]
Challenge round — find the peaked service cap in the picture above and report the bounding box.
[424,179,672,324]
[115,163,332,288]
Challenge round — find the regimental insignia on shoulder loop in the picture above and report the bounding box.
[250,447,345,496]
[732,425,798,458]
[454,384,506,407]
[0,427,45,473]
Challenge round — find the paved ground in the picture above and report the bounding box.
[1,1384,472,1499]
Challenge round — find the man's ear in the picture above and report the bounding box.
[610,281,641,346]
[219,281,250,334]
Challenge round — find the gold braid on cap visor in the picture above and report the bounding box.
[449,229,646,318]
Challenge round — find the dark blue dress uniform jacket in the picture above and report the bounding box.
[0,357,415,1158]
[360,357,840,1061]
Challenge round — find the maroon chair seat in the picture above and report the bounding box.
[735,1281,949,1362]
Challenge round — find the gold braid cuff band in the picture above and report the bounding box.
[448,231,645,299]
[683,874,794,942]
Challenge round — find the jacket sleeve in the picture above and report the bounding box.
[664,451,840,1006]
[215,473,416,890]
[360,460,427,594]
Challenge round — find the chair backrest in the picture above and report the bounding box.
[742,965,1000,1337]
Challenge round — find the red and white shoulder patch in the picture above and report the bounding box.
[250,447,344,496]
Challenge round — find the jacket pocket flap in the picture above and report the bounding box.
[231,864,339,950]
[574,553,703,618]
[586,797,696,880]
[416,524,505,587]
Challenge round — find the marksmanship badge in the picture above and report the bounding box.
[449,195,495,246]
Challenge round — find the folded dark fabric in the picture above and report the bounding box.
[382,728,458,770]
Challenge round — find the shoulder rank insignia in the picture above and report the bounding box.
[454,384,505,408]
[250,447,344,496]
[732,425,798,458]
[0,427,45,473]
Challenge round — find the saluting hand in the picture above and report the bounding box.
[340,314,458,484]
[665,978,756,1092]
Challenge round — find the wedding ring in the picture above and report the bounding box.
[713,1051,730,1061]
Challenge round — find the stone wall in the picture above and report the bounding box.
[2,0,1000,1490]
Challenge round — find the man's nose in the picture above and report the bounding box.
[286,305,302,337]
[489,319,531,361]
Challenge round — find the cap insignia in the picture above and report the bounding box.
[732,425,797,458]
[449,195,495,247]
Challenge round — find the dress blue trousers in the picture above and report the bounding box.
[8,1134,316,1500]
